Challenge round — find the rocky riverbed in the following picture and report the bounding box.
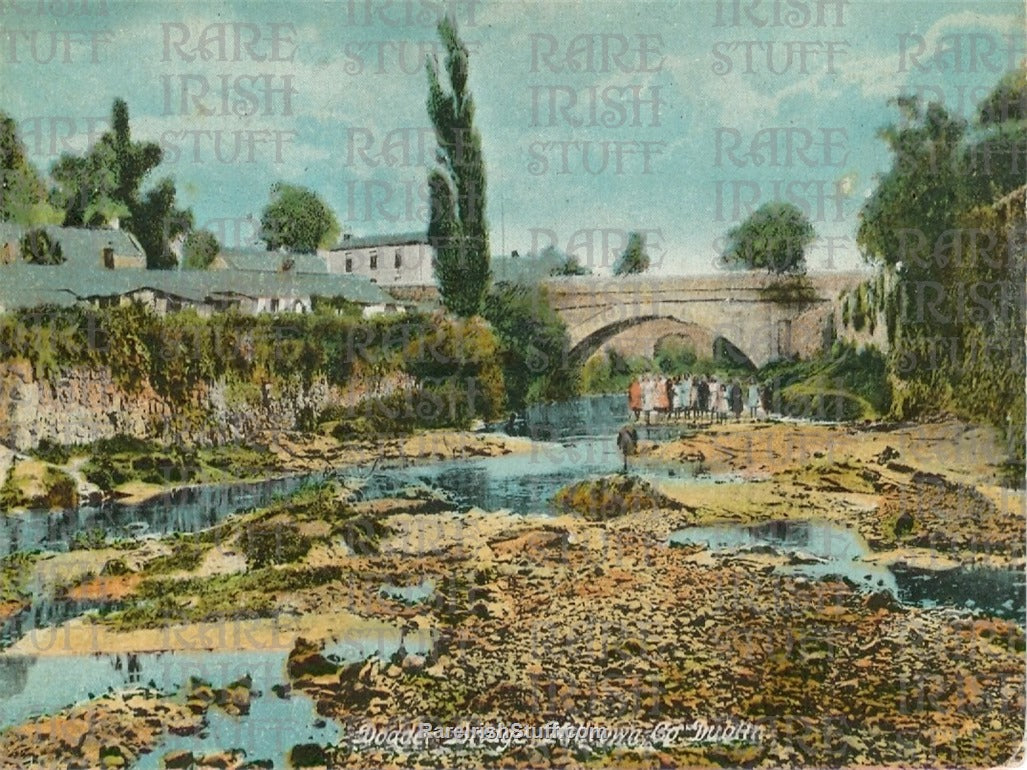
[0,418,1022,768]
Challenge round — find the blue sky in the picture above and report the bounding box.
[1,0,1023,273]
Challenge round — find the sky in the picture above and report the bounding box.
[1,0,1023,274]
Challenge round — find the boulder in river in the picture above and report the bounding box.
[553,475,683,521]
[287,637,338,680]
[162,749,194,768]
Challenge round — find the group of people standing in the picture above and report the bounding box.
[628,373,764,424]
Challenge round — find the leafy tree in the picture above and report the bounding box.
[613,232,650,275]
[259,183,339,254]
[722,202,813,274]
[182,228,221,270]
[49,98,191,268]
[858,74,1026,459]
[542,245,589,276]
[654,336,697,374]
[51,98,162,228]
[482,283,577,409]
[426,17,490,317]
[857,96,967,272]
[133,178,193,269]
[0,111,62,225]
[964,65,1027,204]
[20,228,64,265]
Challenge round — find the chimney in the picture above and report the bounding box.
[102,244,115,269]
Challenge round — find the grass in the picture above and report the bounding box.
[0,460,79,510]
[79,435,285,493]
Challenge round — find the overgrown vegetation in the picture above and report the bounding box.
[0,305,511,440]
[239,522,312,569]
[857,68,1026,460]
[759,341,891,421]
[0,460,78,510]
[482,283,578,409]
[553,475,683,520]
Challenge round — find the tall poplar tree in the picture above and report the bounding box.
[426,17,490,317]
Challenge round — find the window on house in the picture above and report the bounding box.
[345,257,352,273]
[369,251,378,270]
[394,250,402,269]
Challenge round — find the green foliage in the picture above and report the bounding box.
[482,283,577,409]
[547,246,590,276]
[70,528,108,551]
[965,65,1027,203]
[427,17,490,317]
[19,228,64,265]
[859,72,1026,458]
[653,336,697,375]
[239,521,312,569]
[0,111,62,225]
[0,552,36,604]
[858,96,967,273]
[758,276,818,305]
[182,229,221,270]
[0,304,514,436]
[260,182,339,253]
[81,434,198,490]
[30,439,72,465]
[0,462,78,510]
[759,341,891,421]
[613,232,650,276]
[401,315,506,423]
[722,201,813,274]
[49,98,189,266]
[580,348,646,394]
[133,177,192,269]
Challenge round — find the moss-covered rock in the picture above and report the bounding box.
[553,475,682,521]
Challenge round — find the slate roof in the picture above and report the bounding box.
[330,231,429,250]
[0,223,146,267]
[0,264,395,312]
[218,247,328,274]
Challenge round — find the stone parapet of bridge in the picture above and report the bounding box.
[542,270,869,367]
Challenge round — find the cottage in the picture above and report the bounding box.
[0,223,147,269]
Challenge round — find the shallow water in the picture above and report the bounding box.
[0,625,433,767]
[668,519,1026,622]
[0,474,324,558]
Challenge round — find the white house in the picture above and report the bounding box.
[322,232,434,286]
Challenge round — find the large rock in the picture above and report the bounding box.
[162,749,194,768]
[287,637,338,680]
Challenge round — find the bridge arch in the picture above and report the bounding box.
[569,315,756,371]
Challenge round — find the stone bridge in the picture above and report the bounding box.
[542,271,868,368]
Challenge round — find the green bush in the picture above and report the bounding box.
[759,341,891,421]
[239,521,312,569]
[654,336,698,375]
[30,439,72,465]
[482,284,577,409]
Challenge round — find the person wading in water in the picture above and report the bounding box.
[617,424,639,473]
